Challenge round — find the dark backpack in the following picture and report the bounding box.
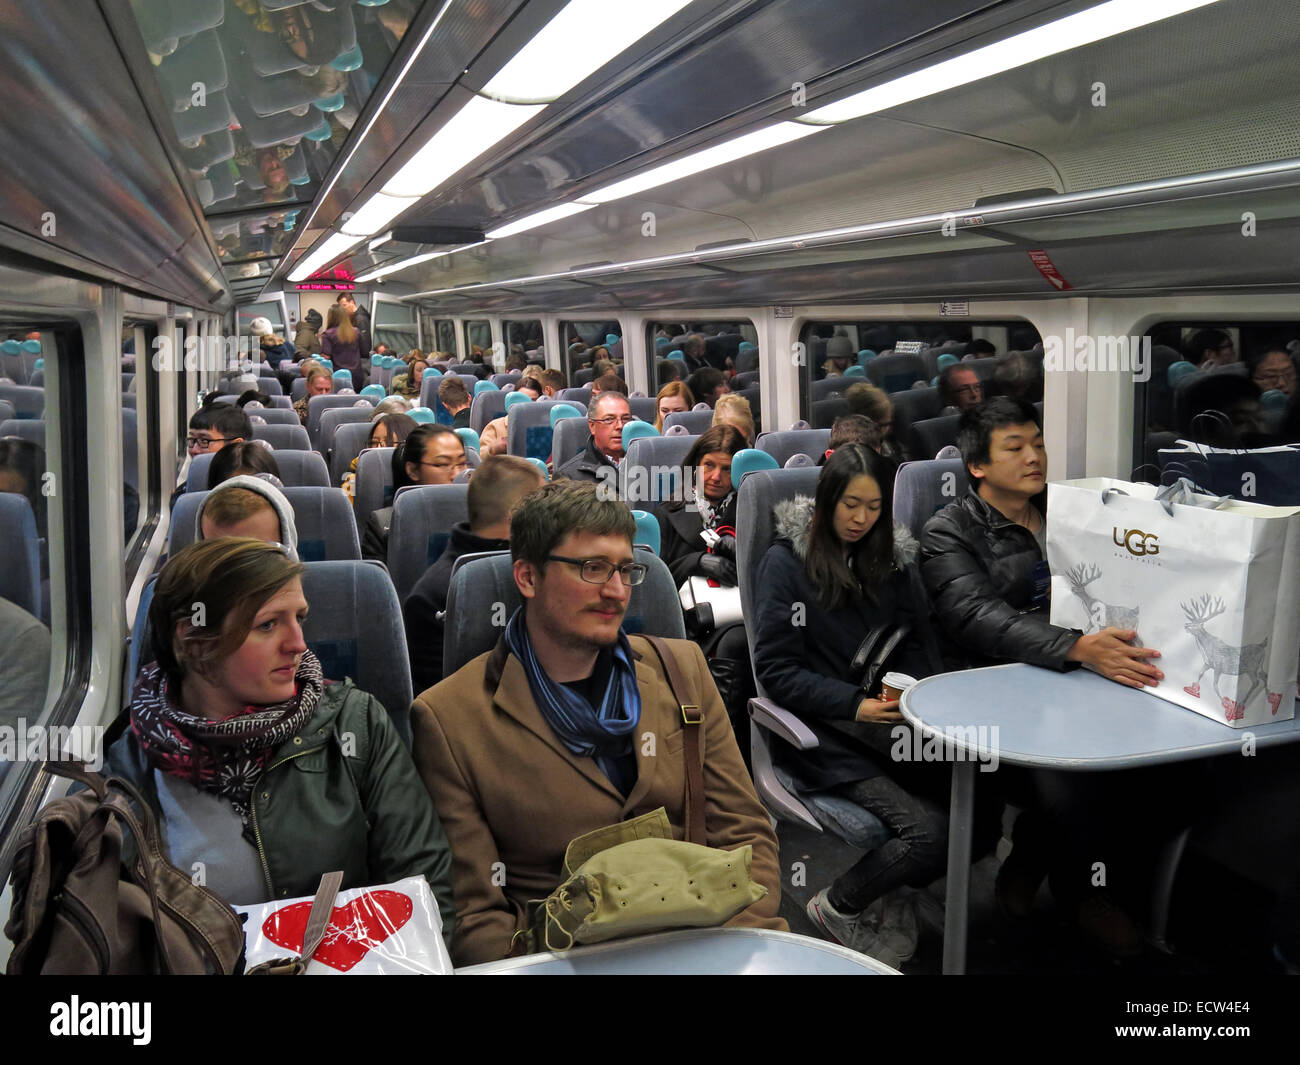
[4,761,245,974]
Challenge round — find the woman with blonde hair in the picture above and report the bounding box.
[712,392,755,445]
[654,381,696,432]
[321,303,362,391]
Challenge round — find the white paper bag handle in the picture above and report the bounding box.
[1152,477,1233,515]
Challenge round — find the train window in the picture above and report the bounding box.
[646,320,758,438]
[121,323,152,553]
[503,320,543,362]
[1134,320,1300,482]
[173,318,191,461]
[372,298,418,354]
[797,320,1043,460]
[560,320,622,385]
[430,319,456,360]
[0,321,89,831]
[464,320,491,361]
[237,300,286,338]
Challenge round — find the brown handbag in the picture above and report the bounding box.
[4,761,246,975]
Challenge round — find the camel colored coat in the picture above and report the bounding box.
[411,635,785,966]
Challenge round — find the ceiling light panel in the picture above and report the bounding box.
[288,232,360,283]
[340,192,421,237]
[486,202,596,239]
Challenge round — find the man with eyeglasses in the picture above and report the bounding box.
[411,480,784,965]
[555,392,636,484]
[172,403,253,510]
[938,364,984,414]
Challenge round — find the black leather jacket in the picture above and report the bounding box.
[920,489,1080,671]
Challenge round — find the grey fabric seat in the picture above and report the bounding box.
[352,446,395,529]
[558,386,593,406]
[909,414,962,459]
[442,549,683,679]
[318,406,373,458]
[893,458,967,541]
[736,466,887,844]
[507,399,585,461]
[307,395,371,450]
[0,419,44,448]
[661,410,713,435]
[811,397,849,429]
[0,385,43,420]
[387,483,469,603]
[331,422,372,486]
[550,417,591,473]
[756,428,830,468]
[0,400,14,422]
[889,386,942,448]
[627,397,657,424]
[186,449,329,492]
[469,390,508,433]
[300,560,413,746]
[866,354,926,393]
[621,434,697,512]
[251,423,311,451]
[810,378,847,402]
[0,494,41,617]
[171,486,361,561]
[247,407,300,426]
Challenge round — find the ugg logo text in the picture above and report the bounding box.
[1113,528,1159,556]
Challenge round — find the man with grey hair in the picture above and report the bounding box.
[555,391,635,484]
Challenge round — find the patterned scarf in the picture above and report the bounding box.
[502,608,641,792]
[129,651,323,835]
[692,488,736,531]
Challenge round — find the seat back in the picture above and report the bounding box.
[0,399,14,423]
[755,428,830,468]
[248,407,300,425]
[0,494,41,616]
[254,377,283,396]
[631,510,660,555]
[551,417,591,473]
[170,486,361,560]
[353,446,395,526]
[909,414,962,459]
[893,458,967,541]
[0,385,44,420]
[964,355,1001,383]
[558,385,593,406]
[661,409,713,435]
[810,377,846,402]
[732,371,760,389]
[387,483,469,603]
[889,386,942,446]
[318,406,373,458]
[810,396,849,429]
[627,396,657,424]
[330,422,372,485]
[865,353,926,393]
[251,423,311,451]
[508,399,585,461]
[469,389,508,433]
[442,549,683,678]
[621,434,697,511]
[185,449,329,491]
[300,561,414,744]
[307,394,370,449]
[0,418,44,448]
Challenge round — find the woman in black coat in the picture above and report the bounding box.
[656,424,747,587]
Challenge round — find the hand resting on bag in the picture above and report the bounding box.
[1066,627,1164,689]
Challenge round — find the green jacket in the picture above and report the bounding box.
[106,681,456,938]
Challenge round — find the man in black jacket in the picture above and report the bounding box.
[555,392,633,486]
[403,455,544,695]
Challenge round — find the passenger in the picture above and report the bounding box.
[320,304,364,392]
[0,436,47,536]
[938,363,984,413]
[437,375,472,428]
[590,372,628,396]
[1246,346,1297,398]
[537,368,566,398]
[105,538,455,922]
[236,388,272,409]
[554,391,633,484]
[1179,375,1266,446]
[682,333,709,372]
[337,293,371,358]
[919,398,1176,955]
[293,367,332,426]
[822,336,854,377]
[249,317,294,368]
[340,412,417,503]
[845,383,906,462]
[0,597,50,738]
[990,351,1043,404]
[208,441,282,487]
[654,381,695,431]
[362,424,467,562]
[685,367,729,408]
[187,402,252,461]
[711,393,755,445]
[411,481,784,965]
[657,358,687,386]
[392,359,429,401]
[819,414,885,463]
[372,394,414,417]
[403,455,545,695]
[964,338,997,358]
[751,445,954,963]
[655,425,745,587]
[196,476,298,556]
[293,308,323,357]
[477,376,543,457]
[1185,327,1237,368]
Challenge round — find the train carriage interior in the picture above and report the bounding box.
[0,0,1299,988]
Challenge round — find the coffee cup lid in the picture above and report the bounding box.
[882,672,917,690]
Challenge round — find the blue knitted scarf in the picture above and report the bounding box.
[503,607,641,791]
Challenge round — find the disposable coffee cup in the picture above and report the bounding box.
[880,672,917,702]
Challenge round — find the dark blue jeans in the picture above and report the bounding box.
[827,773,948,914]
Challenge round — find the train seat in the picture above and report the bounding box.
[307,394,371,449]
[352,446,395,530]
[247,407,299,426]
[0,384,44,420]
[251,423,311,451]
[318,406,373,458]
[866,353,927,393]
[550,416,591,472]
[909,413,962,459]
[810,377,846,402]
[661,409,713,435]
[0,493,41,619]
[170,486,361,562]
[186,448,329,491]
[386,483,469,603]
[756,428,831,468]
[507,399,584,461]
[893,457,967,541]
[330,422,371,486]
[620,434,696,513]
[469,389,507,433]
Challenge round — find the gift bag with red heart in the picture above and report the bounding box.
[236,876,452,975]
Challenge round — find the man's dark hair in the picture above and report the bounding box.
[236,389,272,408]
[191,402,252,441]
[824,414,884,460]
[437,375,470,409]
[1185,328,1231,365]
[592,373,627,396]
[209,441,281,486]
[468,454,545,530]
[510,480,636,568]
[804,444,897,611]
[686,367,725,405]
[955,397,1041,477]
[1244,346,1295,379]
[964,338,997,357]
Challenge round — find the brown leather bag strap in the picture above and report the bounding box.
[299,871,344,968]
[641,636,706,846]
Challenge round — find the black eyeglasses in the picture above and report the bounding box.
[546,555,647,586]
[187,435,231,450]
[590,414,637,427]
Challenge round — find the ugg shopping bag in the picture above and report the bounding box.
[1046,478,1300,727]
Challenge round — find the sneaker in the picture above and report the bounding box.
[807,889,918,967]
[806,888,860,948]
[1077,894,1143,958]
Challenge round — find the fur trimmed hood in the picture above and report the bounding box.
[772,494,918,567]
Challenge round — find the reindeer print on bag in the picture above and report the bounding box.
[1180,594,1278,721]
[1066,564,1141,644]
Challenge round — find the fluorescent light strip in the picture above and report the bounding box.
[584,122,825,204]
[404,157,1300,297]
[287,232,360,283]
[484,0,694,102]
[486,202,596,239]
[355,241,490,283]
[340,192,422,237]
[369,233,394,251]
[807,0,1225,123]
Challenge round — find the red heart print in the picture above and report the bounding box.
[262,890,413,972]
[1268,692,1282,715]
